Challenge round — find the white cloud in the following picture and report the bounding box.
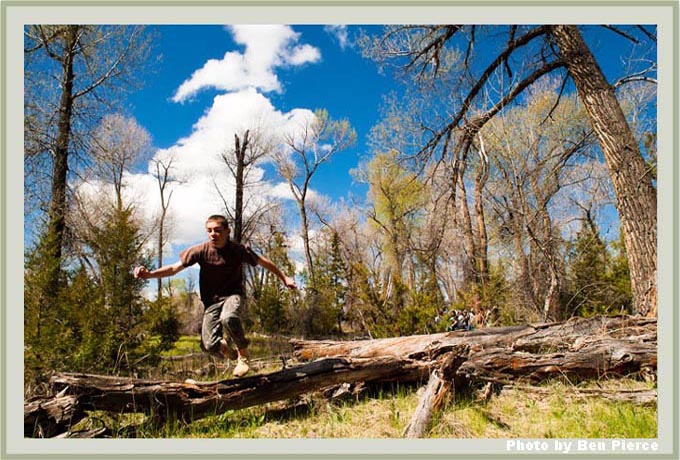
[173,25,320,103]
[268,181,324,207]
[268,182,296,201]
[288,44,322,65]
[324,25,349,49]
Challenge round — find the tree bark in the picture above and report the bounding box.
[24,394,85,438]
[550,25,657,317]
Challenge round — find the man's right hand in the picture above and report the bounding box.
[133,266,150,279]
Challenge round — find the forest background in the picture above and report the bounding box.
[21,22,660,391]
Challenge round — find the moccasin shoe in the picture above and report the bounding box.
[233,356,250,378]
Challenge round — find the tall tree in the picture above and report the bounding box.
[89,114,152,211]
[361,149,425,310]
[549,25,657,316]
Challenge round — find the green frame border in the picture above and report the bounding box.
[2,1,677,459]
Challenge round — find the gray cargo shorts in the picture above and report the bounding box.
[200,294,249,355]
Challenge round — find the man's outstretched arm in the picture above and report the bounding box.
[133,261,185,280]
[257,256,297,290]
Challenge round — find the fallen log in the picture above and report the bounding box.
[47,356,429,423]
[26,315,656,437]
[292,316,657,383]
[292,315,656,438]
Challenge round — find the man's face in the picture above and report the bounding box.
[206,221,229,248]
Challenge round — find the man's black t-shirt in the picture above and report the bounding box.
[179,240,259,305]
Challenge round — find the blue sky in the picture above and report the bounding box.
[126,25,386,206]
[105,24,654,270]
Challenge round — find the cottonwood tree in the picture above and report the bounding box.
[359,150,425,313]
[24,25,154,299]
[275,109,356,285]
[361,24,657,316]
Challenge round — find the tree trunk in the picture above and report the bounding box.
[298,200,315,283]
[233,131,249,244]
[457,152,480,307]
[550,25,657,317]
[474,169,489,299]
[45,26,79,293]
[155,159,174,299]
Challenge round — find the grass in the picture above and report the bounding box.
[430,380,657,439]
[80,334,658,439]
[161,335,201,357]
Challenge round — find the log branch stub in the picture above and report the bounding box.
[403,370,452,438]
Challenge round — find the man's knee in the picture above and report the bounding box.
[201,336,219,355]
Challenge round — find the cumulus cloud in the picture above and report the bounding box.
[324,25,349,49]
[173,25,321,103]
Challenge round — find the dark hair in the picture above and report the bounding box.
[206,215,229,229]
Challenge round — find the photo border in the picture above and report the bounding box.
[2,1,677,458]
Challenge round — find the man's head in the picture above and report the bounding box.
[205,215,230,247]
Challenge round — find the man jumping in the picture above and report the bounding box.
[133,215,297,377]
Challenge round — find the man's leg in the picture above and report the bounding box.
[200,301,236,359]
[220,295,250,377]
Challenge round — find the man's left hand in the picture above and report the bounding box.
[284,276,297,290]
